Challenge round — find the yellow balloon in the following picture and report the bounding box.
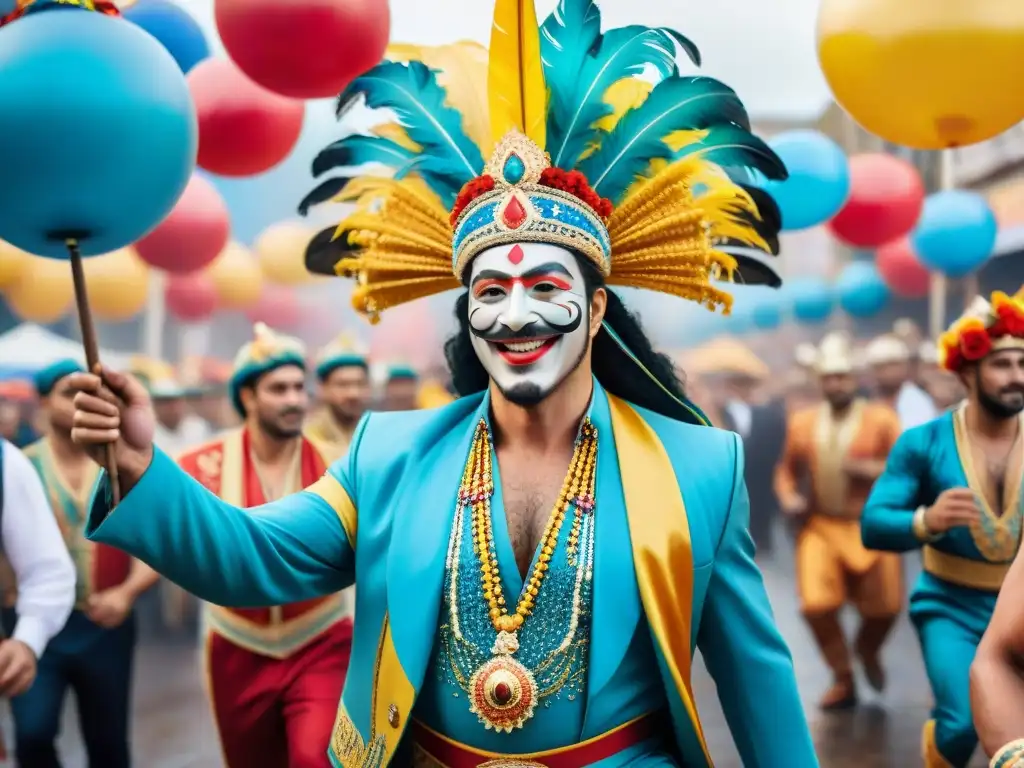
[5,257,74,324]
[83,248,150,322]
[0,240,32,292]
[255,222,317,286]
[207,242,264,309]
[818,0,1024,149]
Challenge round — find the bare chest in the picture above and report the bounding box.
[972,437,1023,512]
[498,460,571,580]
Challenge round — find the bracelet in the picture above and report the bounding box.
[992,739,1024,768]
[912,506,942,543]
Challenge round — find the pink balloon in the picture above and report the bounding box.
[876,237,932,298]
[245,284,301,328]
[136,175,230,273]
[215,0,390,100]
[166,273,219,321]
[188,58,305,177]
[828,154,925,248]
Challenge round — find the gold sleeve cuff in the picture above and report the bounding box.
[991,739,1024,768]
[307,474,357,549]
[913,506,941,543]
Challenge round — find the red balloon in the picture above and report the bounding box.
[188,58,305,177]
[828,154,925,248]
[166,273,219,322]
[135,175,230,274]
[876,237,931,298]
[245,284,301,328]
[215,0,390,99]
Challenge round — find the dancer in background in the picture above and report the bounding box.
[176,324,352,768]
[305,334,371,461]
[7,359,155,768]
[380,362,420,411]
[775,332,903,709]
[865,333,937,430]
[863,291,1024,768]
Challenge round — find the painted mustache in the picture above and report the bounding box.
[469,302,583,342]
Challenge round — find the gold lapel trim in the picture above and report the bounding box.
[953,403,1024,562]
[606,394,710,765]
[811,399,865,517]
[219,430,244,507]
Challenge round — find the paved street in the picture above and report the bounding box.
[5,531,988,767]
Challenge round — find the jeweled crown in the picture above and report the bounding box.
[450,131,612,282]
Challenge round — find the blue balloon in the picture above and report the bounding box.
[762,130,850,231]
[123,0,209,74]
[0,7,197,258]
[751,301,783,330]
[836,262,890,318]
[789,277,835,324]
[0,0,16,16]
[912,190,997,278]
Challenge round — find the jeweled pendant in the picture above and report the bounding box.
[468,654,538,733]
[501,196,527,229]
[503,153,526,184]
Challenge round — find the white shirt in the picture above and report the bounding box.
[153,415,211,458]
[896,381,938,432]
[725,400,753,438]
[1,441,75,657]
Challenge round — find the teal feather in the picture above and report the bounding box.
[544,18,701,171]
[580,76,750,203]
[334,60,484,204]
[312,135,414,177]
[674,126,788,183]
[539,0,602,139]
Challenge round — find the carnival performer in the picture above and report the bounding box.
[9,359,155,768]
[381,362,420,410]
[971,534,1024,768]
[305,334,372,461]
[69,0,819,764]
[862,290,1024,768]
[774,333,903,710]
[864,333,938,430]
[176,323,353,768]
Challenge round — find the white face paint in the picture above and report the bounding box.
[467,242,590,405]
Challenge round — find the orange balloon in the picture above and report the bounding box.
[818,0,1024,149]
[255,222,316,286]
[0,240,31,291]
[206,242,263,309]
[6,257,74,323]
[83,248,151,322]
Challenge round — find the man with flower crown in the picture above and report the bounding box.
[66,0,819,764]
[173,323,354,768]
[863,289,1024,768]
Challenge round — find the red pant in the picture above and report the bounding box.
[205,618,353,768]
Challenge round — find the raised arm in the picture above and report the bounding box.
[697,434,819,767]
[70,368,358,609]
[860,428,929,552]
[971,545,1024,763]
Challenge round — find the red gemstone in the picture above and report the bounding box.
[501,197,527,229]
[493,681,513,704]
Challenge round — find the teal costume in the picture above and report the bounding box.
[862,406,1022,767]
[86,383,818,766]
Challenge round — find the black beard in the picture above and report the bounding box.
[977,386,1024,420]
[492,331,590,408]
[258,412,304,441]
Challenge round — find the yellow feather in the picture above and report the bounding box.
[370,123,421,152]
[595,78,652,131]
[487,0,547,149]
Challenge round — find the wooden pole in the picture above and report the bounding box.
[66,239,121,505]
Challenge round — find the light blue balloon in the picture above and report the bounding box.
[789,277,835,324]
[123,0,210,74]
[762,130,850,232]
[0,6,197,258]
[836,262,890,318]
[751,300,783,330]
[912,190,997,278]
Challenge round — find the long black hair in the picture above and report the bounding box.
[443,255,696,421]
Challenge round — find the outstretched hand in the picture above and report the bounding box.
[68,367,156,492]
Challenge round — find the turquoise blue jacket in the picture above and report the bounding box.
[85,384,817,767]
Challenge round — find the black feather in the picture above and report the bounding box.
[305,226,361,277]
[297,177,353,217]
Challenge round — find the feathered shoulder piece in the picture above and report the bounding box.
[301,0,787,324]
[939,289,1024,372]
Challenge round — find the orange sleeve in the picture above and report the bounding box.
[774,413,803,502]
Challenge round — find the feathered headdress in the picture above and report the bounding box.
[301,0,787,424]
[939,289,1024,372]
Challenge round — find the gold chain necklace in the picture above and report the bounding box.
[451,418,597,732]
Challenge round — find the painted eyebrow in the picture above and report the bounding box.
[470,262,574,287]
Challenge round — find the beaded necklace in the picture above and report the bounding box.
[439,417,597,732]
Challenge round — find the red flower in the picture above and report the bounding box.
[538,167,613,221]
[995,304,1024,337]
[960,326,993,361]
[450,175,496,226]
